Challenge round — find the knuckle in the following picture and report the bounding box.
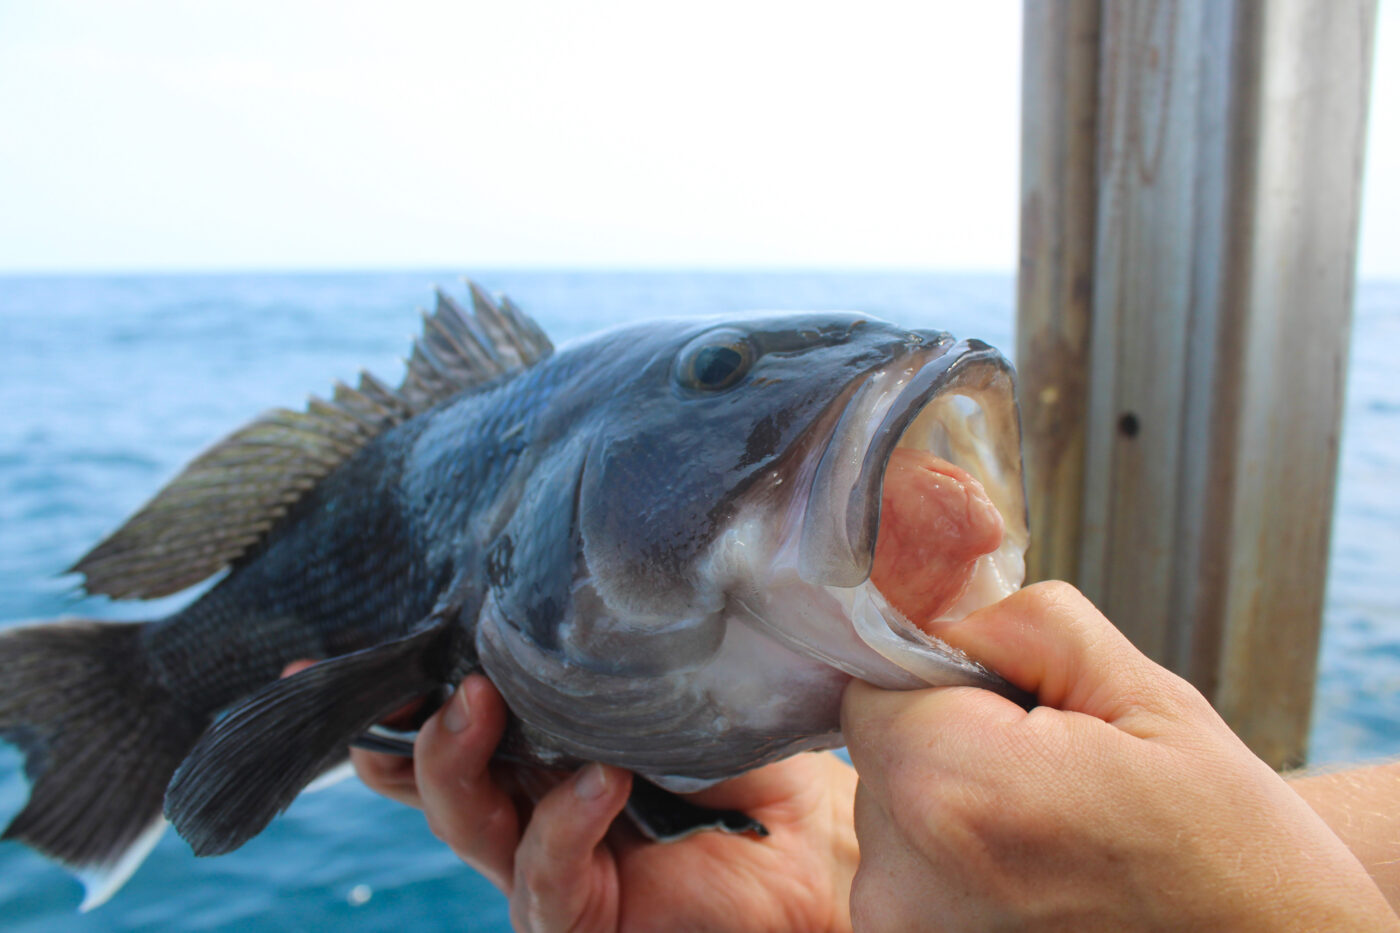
[847,873,879,932]
[508,893,537,933]
[848,864,906,933]
[1021,579,1083,612]
[1114,661,1203,718]
[1157,668,1207,709]
[466,797,517,852]
[417,741,486,798]
[423,808,459,847]
[513,853,555,912]
[351,749,410,787]
[424,784,500,847]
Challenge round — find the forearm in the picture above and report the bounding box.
[1289,760,1400,911]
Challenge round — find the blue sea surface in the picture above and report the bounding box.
[0,270,1395,929]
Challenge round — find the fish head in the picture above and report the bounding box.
[572,313,938,616]
[713,324,1031,695]
[477,311,1029,780]
[571,311,1027,679]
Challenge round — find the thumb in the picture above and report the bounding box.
[924,580,1188,723]
[842,582,1203,791]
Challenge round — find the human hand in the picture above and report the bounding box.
[841,581,1399,932]
[352,673,860,933]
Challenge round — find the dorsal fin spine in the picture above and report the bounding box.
[467,281,528,370]
[433,290,505,375]
[407,338,459,389]
[500,294,552,359]
[329,382,396,428]
[422,301,475,363]
[421,308,494,385]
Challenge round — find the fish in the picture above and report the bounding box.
[0,281,1029,908]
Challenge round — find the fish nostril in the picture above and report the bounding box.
[1118,412,1141,438]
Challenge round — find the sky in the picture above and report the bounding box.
[0,1,1394,277]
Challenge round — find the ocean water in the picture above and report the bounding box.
[0,270,1395,930]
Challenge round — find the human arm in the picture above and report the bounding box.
[1289,761,1400,912]
[841,581,1399,931]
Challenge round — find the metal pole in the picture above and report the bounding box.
[1017,0,1377,769]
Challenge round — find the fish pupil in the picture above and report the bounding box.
[675,328,754,391]
[693,345,744,387]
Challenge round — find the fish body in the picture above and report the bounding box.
[0,283,1028,906]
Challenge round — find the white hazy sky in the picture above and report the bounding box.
[0,1,1395,276]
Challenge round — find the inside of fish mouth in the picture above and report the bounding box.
[868,389,1012,617]
[893,393,977,466]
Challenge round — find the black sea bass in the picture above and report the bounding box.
[0,282,1028,906]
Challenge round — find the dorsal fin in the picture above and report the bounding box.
[70,280,553,599]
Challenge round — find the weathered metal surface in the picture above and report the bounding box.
[1017,0,1376,769]
[1016,0,1100,588]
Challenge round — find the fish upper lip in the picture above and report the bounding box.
[796,336,1017,588]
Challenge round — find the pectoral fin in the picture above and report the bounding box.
[165,620,461,856]
[624,778,768,842]
[344,731,770,844]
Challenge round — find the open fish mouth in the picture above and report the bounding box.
[730,333,1030,697]
[810,336,1029,693]
[798,336,1026,590]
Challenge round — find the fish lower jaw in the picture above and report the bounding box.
[841,453,1026,690]
[833,353,1029,684]
[710,500,1021,694]
[835,547,1023,690]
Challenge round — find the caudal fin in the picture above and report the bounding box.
[0,619,208,909]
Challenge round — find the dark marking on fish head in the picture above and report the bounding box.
[486,535,516,588]
[737,411,791,469]
[480,441,590,655]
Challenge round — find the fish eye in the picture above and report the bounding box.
[675,330,755,392]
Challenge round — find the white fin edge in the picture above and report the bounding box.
[304,759,356,794]
[75,816,168,911]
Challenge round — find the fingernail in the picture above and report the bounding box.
[574,763,609,801]
[442,687,471,733]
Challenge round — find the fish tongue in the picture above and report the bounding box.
[870,448,1005,626]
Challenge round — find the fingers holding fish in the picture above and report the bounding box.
[847,781,937,933]
[349,746,421,808]
[918,580,1201,728]
[412,674,523,893]
[509,763,631,933]
[841,583,1400,930]
[280,659,318,679]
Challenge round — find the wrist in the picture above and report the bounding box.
[1287,761,1400,912]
